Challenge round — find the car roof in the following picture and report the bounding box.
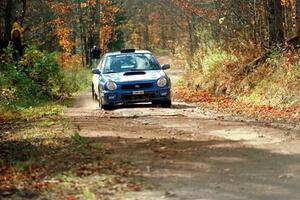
[104,50,152,57]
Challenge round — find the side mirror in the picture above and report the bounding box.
[161,64,171,70]
[92,68,101,75]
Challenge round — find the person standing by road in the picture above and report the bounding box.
[90,45,101,68]
[10,15,30,61]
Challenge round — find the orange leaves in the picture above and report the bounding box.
[66,196,77,200]
[99,0,122,51]
[287,57,294,62]
[48,1,74,13]
[0,164,51,197]
[57,27,73,53]
[53,17,73,54]
[171,0,218,19]
[175,86,300,121]
[176,88,214,103]
[282,49,300,70]
[49,0,122,53]
[49,2,75,55]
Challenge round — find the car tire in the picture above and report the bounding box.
[102,105,113,110]
[161,100,172,108]
[92,84,96,100]
[98,88,113,110]
[152,101,160,106]
[98,88,103,109]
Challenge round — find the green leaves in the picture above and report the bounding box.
[0,45,88,111]
[71,131,89,145]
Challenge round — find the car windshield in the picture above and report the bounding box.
[102,53,161,74]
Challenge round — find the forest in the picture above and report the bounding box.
[1,0,300,116]
[1,0,300,199]
[1,1,300,58]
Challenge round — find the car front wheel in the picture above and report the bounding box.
[98,89,113,110]
[92,84,96,100]
[98,88,103,109]
[161,100,172,108]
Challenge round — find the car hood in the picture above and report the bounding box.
[103,70,166,83]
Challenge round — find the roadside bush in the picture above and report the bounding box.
[0,46,62,107]
[179,45,300,108]
[240,50,300,107]
[181,48,238,95]
[19,46,63,98]
[58,54,91,95]
[201,50,237,76]
[61,67,90,95]
[0,46,90,113]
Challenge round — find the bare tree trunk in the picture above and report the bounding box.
[4,0,13,41]
[95,0,100,47]
[84,32,89,65]
[160,12,167,49]
[77,0,86,67]
[274,0,284,42]
[186,13,199,55]
[296,0,300,41]
[268,0,284,46]
[285,1,293,39]
[21,0,27,19]
[143,15,150,50]
[253,0,258,45]
[213,0,221,43]
[187,16,194,55]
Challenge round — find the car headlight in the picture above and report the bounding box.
[157,77,168,87]
[106,80,117,91]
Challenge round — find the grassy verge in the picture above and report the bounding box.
[0,48,144,199]
[176,47,300,122]
[0,66,90,122]
[174,87,300,122]
[0,105,145,198]
[0,106,143,199]
[0,47,91,122]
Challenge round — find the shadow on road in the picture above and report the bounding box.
[1,112,300,200]
[95,102,196,111]
[65,107,300,200]
[78,135,300,200]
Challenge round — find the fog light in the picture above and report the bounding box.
[108,94,116,100]
[160,91,168,96]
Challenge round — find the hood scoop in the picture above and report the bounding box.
[123,71,146,76]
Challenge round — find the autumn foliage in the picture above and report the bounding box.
[176,86,299,121]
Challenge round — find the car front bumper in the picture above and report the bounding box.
[101,87,171,105]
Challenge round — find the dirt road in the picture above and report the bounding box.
[66,60,300,200]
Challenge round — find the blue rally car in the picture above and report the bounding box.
[91,49,172,110]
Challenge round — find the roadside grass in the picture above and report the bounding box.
[61,66,91,96]
[239,52,300,107]
[176,47,300,121]
[0,47,91,123]
[0,67,90,123]
[0,104,143,199]
[0,52,143,198]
